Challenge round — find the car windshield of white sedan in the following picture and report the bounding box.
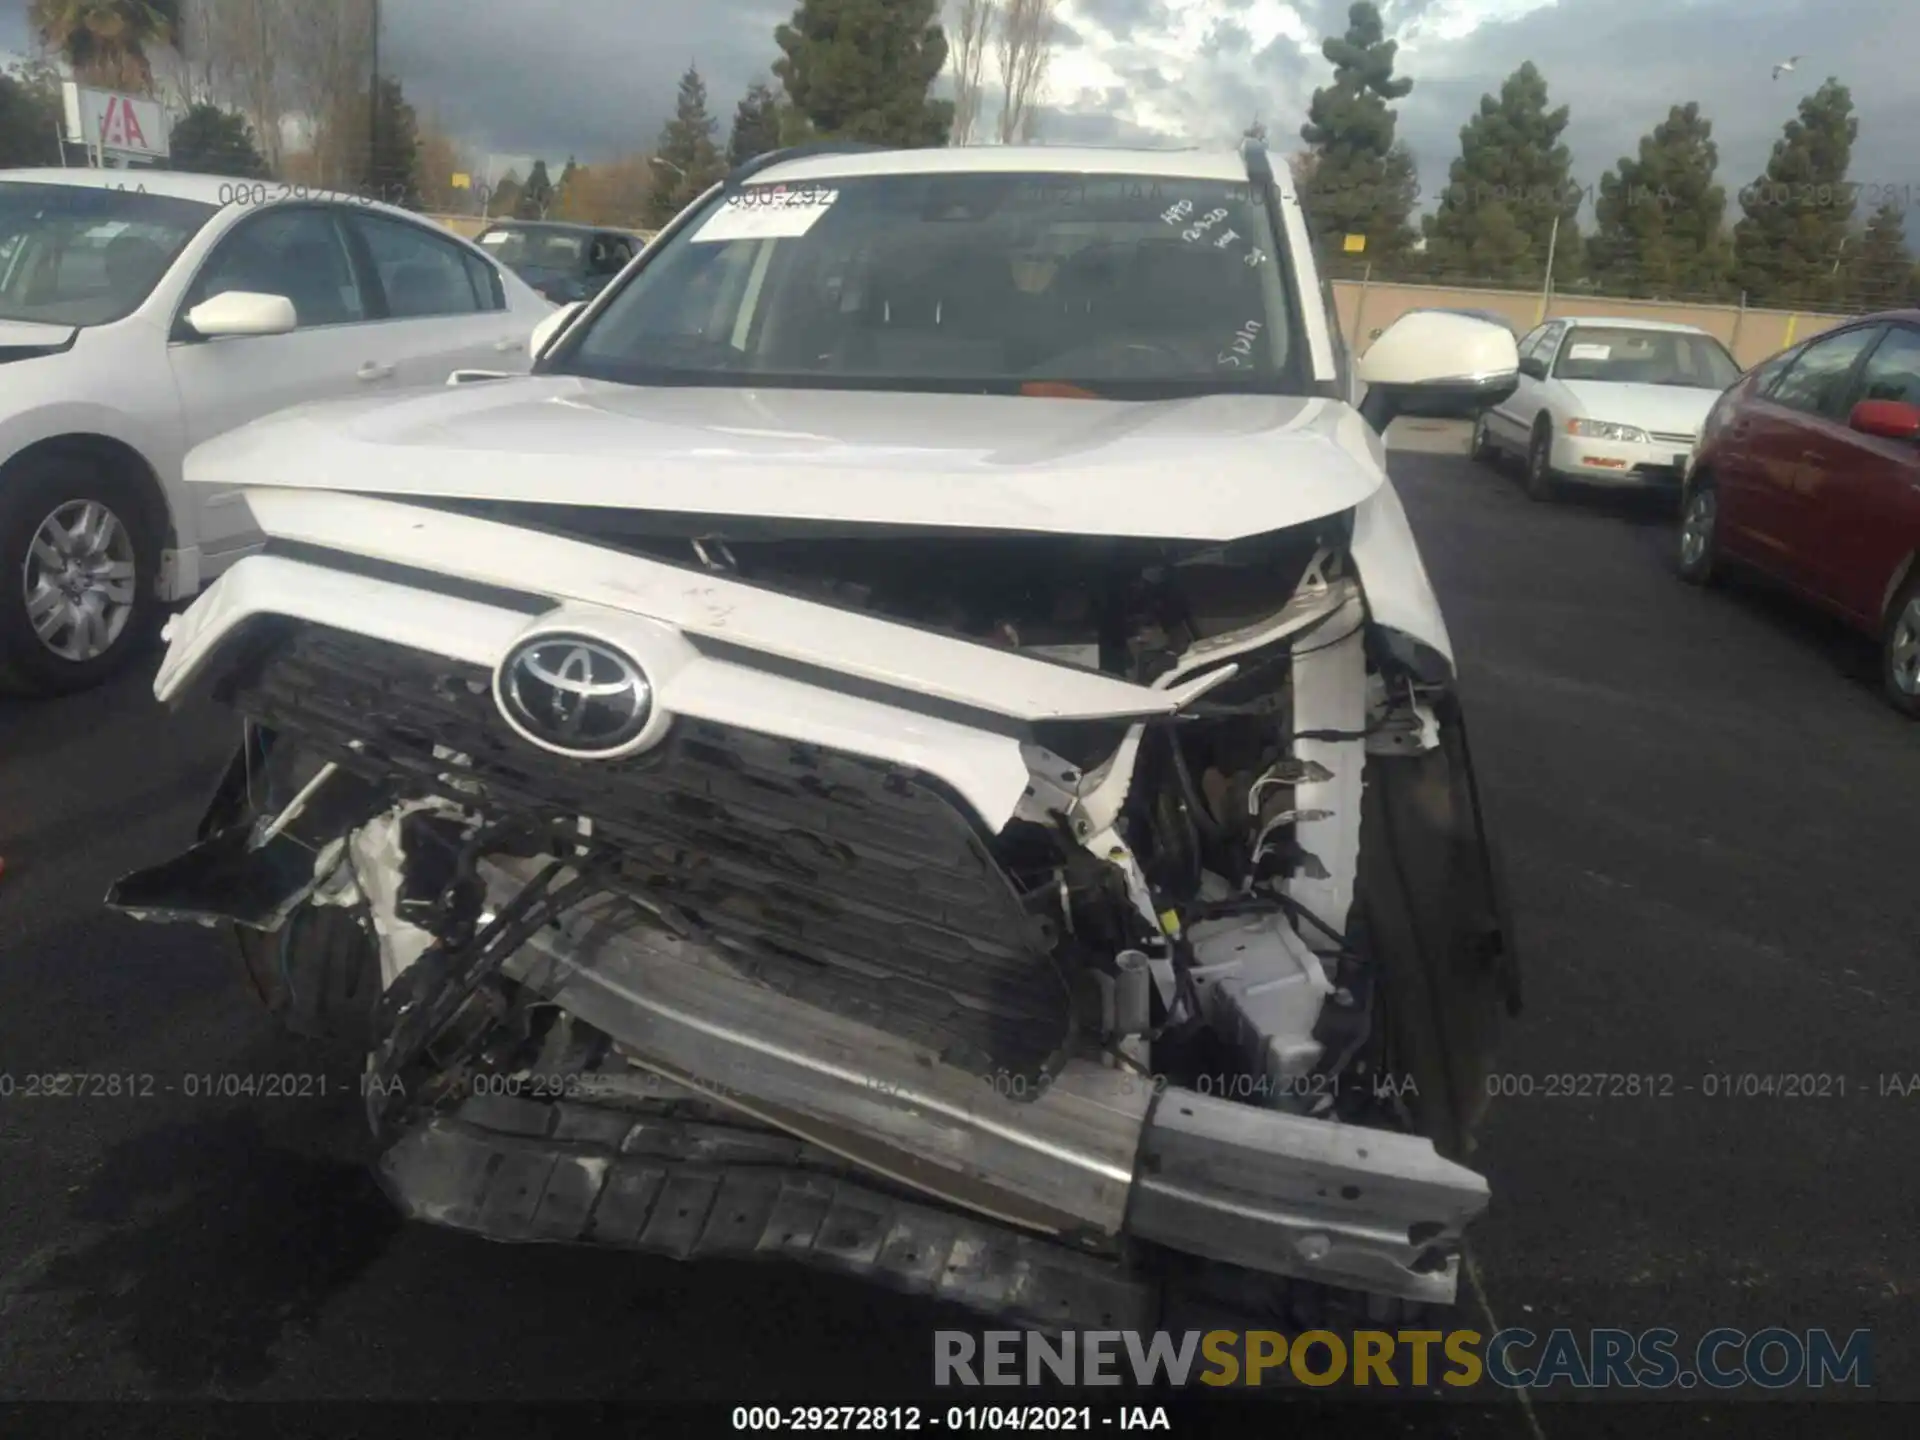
[0,183,216,327]
[556,171,1299,398]
[1553,327,1742,389]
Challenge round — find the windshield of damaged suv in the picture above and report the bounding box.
[0,183,216,327]
[549,170,1301,398]
[1552,326,1742,389]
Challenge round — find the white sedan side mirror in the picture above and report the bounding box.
[1357,311,1520,432]
[185,290,298,339]
[530,301,585,361]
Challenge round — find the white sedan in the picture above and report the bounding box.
[1472,316,1743,501]
[0,169,553,695]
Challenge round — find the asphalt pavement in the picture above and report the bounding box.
[2,428,1916,1428]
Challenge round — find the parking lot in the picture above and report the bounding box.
[2,427,1916,1421]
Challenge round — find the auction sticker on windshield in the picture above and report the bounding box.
[693,185,840,242]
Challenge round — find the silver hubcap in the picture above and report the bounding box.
[22,499,137,662]
[1892,597,1920,698]
[1680,490,1716,568]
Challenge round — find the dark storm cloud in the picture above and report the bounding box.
[380,0,795,164]
[10,0,1909,230]
[0,0,30,59]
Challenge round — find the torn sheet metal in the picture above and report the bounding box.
[1285,589,1368,950]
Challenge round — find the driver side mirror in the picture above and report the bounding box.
[1519,356,1549,381]
[530,300,585,360]
[1357,312,1521,433]
[184,290,298,339]
[1849,398,1920,440]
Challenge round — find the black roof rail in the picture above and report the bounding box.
[1239,132,1274,187]
[724,141,891,188]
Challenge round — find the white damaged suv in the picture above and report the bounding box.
[111,142,1524,1329]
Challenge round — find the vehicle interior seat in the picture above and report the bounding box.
[838,247,1006,376]
[276,237,358,326]
[1112,239,1265,351]
[103,234,169,303]
[383,259,466,318]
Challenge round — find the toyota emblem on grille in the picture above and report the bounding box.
[497,635,653,755]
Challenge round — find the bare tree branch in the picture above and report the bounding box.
[995,0,1056,145]
[276,0,375,185]
[948,0,996,147]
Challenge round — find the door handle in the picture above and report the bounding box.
[356,362,397,382]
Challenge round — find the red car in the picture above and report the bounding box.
[1679,309,1920,717]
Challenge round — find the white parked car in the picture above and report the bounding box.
[0,169,553,695]
[1472,315,1743,500]
[111,142,1526,1329]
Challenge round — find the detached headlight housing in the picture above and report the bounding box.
[1568,418,1650,444]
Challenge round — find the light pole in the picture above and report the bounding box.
[368,0,382,197]
[1534,212,1562,325]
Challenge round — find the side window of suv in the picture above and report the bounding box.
[1768,326,1883,419]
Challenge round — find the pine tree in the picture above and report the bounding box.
[1848,201,1910,310]
[774,0,953,147]
[488,168,523,220]
[1732,79,1858,308]
[555,156,580,212]
[362,78,423,209]
[1298,2,1419,268]
[1422,62,1582,287]
[1589,103,1732,300]
[647,64,726,227]
[517,159,555,219]
[168,103,270,179]
[0,63,64,168]
[729,80,783,167]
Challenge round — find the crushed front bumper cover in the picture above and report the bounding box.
[111,486,1509,1326]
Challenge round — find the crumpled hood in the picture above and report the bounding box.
[184,375,1387,542]
[1558,380,1722,437]
[0,318,78,363]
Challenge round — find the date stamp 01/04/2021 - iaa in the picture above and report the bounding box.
[4,1067,1920,1104]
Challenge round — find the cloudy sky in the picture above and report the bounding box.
[4,0,1914,224]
